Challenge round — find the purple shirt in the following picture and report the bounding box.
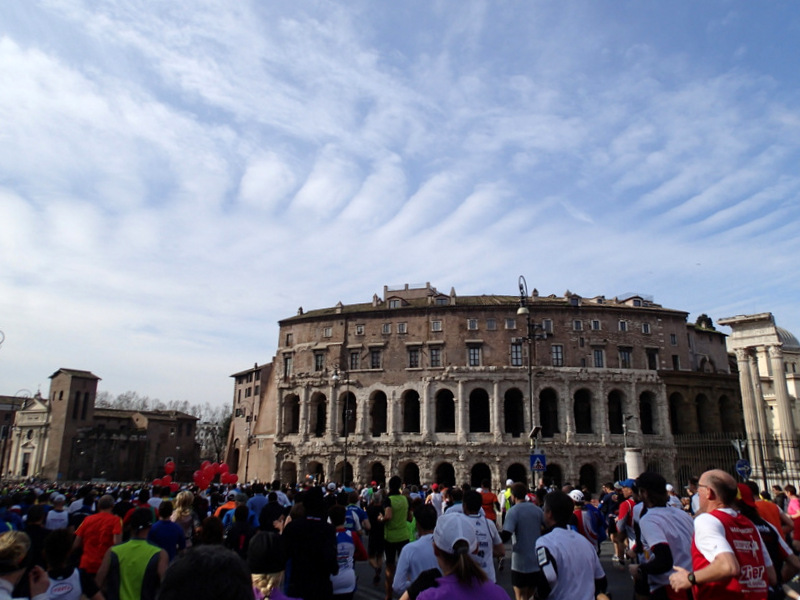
[417,573,509,600]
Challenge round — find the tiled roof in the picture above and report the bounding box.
[49,368,100,380]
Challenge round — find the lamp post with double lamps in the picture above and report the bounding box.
[517,275,546,487]
[332,367,353,487]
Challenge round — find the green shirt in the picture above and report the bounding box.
[384,494,409,543]
[108,539,161,600]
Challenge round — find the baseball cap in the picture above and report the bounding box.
[433,512,478,555]
[568,490,584,503]
[737,483,757,508]
[506,479,514,486]
[51,493,66,504]
[620,479,636,489]
[130,507,154,531]
[327,482,337,491]
[665,484,674,492]
[431,483,438,491]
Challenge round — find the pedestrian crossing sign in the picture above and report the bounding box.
[530,453,546,472]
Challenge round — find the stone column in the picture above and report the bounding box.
[750,352,771,442]
[359,389,369,441]
[457,380,467,443]
[387,389,397,441]
[596,379,609,443]
[564,384,575,442]
[736,349,765,483]
[300,385,310,442]
[493,381,502,442]
[327,384,337,442]
[422,381,431,440]
[275,389,285,440]
[769,345,799,463]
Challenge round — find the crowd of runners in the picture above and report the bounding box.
[0,470,798,599]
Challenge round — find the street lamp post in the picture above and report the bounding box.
[332,367,352,487]
[517,276,544,487]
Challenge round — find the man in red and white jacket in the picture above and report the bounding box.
[669,469,776,600]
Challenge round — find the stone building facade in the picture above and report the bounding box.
[228,283,742,492]
[718,313,800,486]
[5,368,199,482]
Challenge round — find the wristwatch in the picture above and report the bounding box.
[688,572,697,585]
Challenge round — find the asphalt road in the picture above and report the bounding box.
[353,538,633,599]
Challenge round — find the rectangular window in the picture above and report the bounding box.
[245,387,252,397]
[619,348,632,369]
[254,385,259,395]
[408,348,420,368]
[505,319,516,330]
[355,324,365,336]
[467,318,478,331]
[670,333,678,346]
[285,333,293,346]
[618,320,628,332]
[314,353,324,372]
[642,323,651,334]
[486,319,497,331]
[349,351,360,371]
[382,323,391,334]
[647,349,658,370]
[370,349,382,369]
[511,343,523,367]
[431,320,443,332]
[397,322,407,334]
[573,320,583,331]
[633,299,642,307]
[254,371,260,380]
[579,337,585,348]
[468,346,482,367]
[436,297,448,306]
[542,319,553,333]
[430,347,442,368]
[593,349,604,368]
[580,358,586,368]
[591,320,601,331]
[551,345,564,367]
[283,355,293,377]
[389,299,401,309]
[672,355,680,370]
[323,327,332,338]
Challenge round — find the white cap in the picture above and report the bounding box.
[666,483,674,492]
[568,489,584,503]
[506,479,514,486]
[327,482,337,491]
[433,512,478,555]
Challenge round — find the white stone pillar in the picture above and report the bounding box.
[300,386,310,442]
[750,352,770,441]
[457,380,466,443]
[421,381,431,440]
[327,384,337,442]
[736,349,765,487]
[275,389,285,440]
[625,448,645,480]
[387,389,397,441]
[769,345,799,464]
[493,381,502,442]
[564,384,575,442]
[359,389,369,441]
[596,379,609,442]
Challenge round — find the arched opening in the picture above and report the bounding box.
[435,462,456,488]
[579,464,597,494]
[280,461,297,487]
[310,392,327,438]
[334,461,353,486]
[639,391,656,434]
[544,463,563,488]
[504,388,524,437]
[719,395,742,433]
[403,390,421,433]
[646,461,662,474]
[230,446,240,475]
[696,394,719,433]
[307,461,325,485]
[283,394,300,434]
[370,391,387,437]
[506,463,528,485]
[339,391,357,436]
[677,465,693,492]
[369,462,386,487]
[669,392,684,434]
[613,463,627,482]
[539,388,559,437]
[435,389,456,433]
[608,390,624,434]
[574,389,593,433]
[469,388,490,432]
[470,463,492,488]
[403,462,421,487]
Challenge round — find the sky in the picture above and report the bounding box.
[1,1,799,406]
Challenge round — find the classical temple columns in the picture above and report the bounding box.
[769,345,799,464]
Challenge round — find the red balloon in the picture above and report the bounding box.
[152,478,162,487]
[219,463,230,474]
[228,474,238,485]
[164,461,176,475]
[220,473,231,485]
[193,470,202,480]
[169,482,180,493]
[201,461,211,471]
[161,475,172,485]
[211,462,220,474]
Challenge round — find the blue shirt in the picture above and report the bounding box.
[147,520,185,562]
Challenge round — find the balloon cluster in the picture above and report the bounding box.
[192,461,238,489]
[152,461,180,494]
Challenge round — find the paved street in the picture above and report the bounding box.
[354,538,633,599]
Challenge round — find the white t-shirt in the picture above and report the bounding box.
[694,508,772,567]
[464,512,502,582]
[45,508,69,531]
[639,506,694,591]
[536,527,605,600]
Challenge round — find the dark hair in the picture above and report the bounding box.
[785,484,797,496]
[158,500,174,520]
[252,483,264,495]
[26,504,45,524]
[480,479,490,489]
[158,545,252,600]
[511,482,528,500]
[414,504,437,532]
[43,529,74,569]
[389,476,402,492]
[328,504,346,527]
[233,505,249,523]
[544,491,574,527]
[201,516,225,545]
[267,492,278,503]
[635,472,667,507]
[746,481,760,497]
[436,539,487,586]
[449,488,463,504]
[348,491,359,505]
[463,490,482,514]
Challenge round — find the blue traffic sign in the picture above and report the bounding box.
[735,458,751,480]
[530,453,547,472]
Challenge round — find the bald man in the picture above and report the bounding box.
[670,469,776,600]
